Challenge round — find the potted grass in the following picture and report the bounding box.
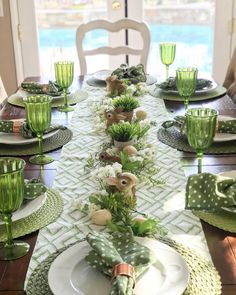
[108,121,148,149]
[112,95,139,122]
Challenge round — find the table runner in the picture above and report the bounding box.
[25,83,213,288]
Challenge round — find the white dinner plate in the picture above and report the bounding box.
[93,70,112,81]
[160,80,217,95]
[214,115,236,142]
[0,129,59,145]
[0,192,47,225]
[48,237,189,295]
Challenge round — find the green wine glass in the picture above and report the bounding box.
[24,95,54,165]
[0,157,30,260]
[54,61,74,112]
[186,108,217,174]
[176,67,198,109]
[159,42,176,80]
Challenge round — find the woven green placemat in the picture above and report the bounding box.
[0,128,72,156]
[26,237,221,295]
[7,90,88,108]
[193,210,236,233]
[149,85,226,101]
[0,189,63,242]
[157,127,236,154]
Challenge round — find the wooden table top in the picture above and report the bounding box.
[0,76,235,295]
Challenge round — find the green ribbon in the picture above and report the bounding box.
[186,173,236,211]
[86,229,156,295]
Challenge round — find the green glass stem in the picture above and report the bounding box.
[197,150,203,174]
[184,97,189,110]
[166,65,169,80]
[3,213,13,247]
[37,133,43,156]
[63,88,68,108]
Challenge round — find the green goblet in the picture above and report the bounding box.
[54,61,74,112]
[25,95,54,165]
[186,108,217,174]
[176,67,198,109]
[159,42,176,80]
[0,157,30,260]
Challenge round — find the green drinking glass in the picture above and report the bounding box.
[0,157,30,260]
[186,108,217,174]
[176,67,198,109]
[54,61,74,112]
[159,42,176,80]
[25,95,54,165]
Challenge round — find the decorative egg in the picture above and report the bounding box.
[91,209,112,226]
[123,145,138,156]
[136,110,147,121]
[133,216,146,224]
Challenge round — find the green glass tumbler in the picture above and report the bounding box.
[176,67,198,109]
[25,95,54,165]
[159,42,176,80]
[54,61,74,112]
[0,157,30,260]
[186,108,217,174]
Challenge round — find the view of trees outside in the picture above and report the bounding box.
[35,0,215,78]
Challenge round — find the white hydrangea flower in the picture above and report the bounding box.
[70,199,84,211]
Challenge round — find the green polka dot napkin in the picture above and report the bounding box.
[0,120,63,138]
[186,173,236,211]
[21,81,63,96]
[24,179,47,200]
[85,229,156,295]
[162,116,236,134]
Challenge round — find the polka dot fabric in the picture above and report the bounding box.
[85,229,156,295]
[0,121,14,133]
[185,173,236,211]
[218,120,236,134]
[24,179,47,200]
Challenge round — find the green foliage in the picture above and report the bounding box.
[120,151,143,172]
[108,122,150,142]
[131,217,167,237]
[89,192,136,223]
[113,95,140,112]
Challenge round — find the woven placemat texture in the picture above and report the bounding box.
[157,127,236,154]
[7,90,87,108]
[193,209,236,233]
[149,85,226,102]
[0,128,72,156]
[26,237,221,295]
[0,189,63,242]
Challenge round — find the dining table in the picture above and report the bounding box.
[0,74,236,295]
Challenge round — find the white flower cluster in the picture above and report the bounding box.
[70,199,101,216]
[91,162,122,187]
[126,83,147,96]
[91,96,114,117]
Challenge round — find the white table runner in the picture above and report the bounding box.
[25,84,211,284]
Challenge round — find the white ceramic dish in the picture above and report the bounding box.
[93,70,112,81]
[160,80,217,95]
[214,115,236,142]
[48,237,189,295]
[0,129,59,145]
[0,192,47,225]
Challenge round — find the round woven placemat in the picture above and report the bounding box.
[26,237,221,295]
[7,90,87,108]
[149,85,226,102]
[157,127,236,154]
[0,189,63,242]
[0,128,72,156]
[193,209,236,233]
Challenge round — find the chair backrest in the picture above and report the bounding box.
[0,76,7,104]
[76,19,151,75]
[223,47,236,89]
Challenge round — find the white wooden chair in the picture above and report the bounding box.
[0,76,7,104]
[223,47,236,101]
[76,19,151,75]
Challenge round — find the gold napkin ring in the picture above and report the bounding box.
[12,119,24,133]
[112,263,136,288]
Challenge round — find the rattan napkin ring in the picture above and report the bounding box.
[112,263,136,288]
[13,119,24,133]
